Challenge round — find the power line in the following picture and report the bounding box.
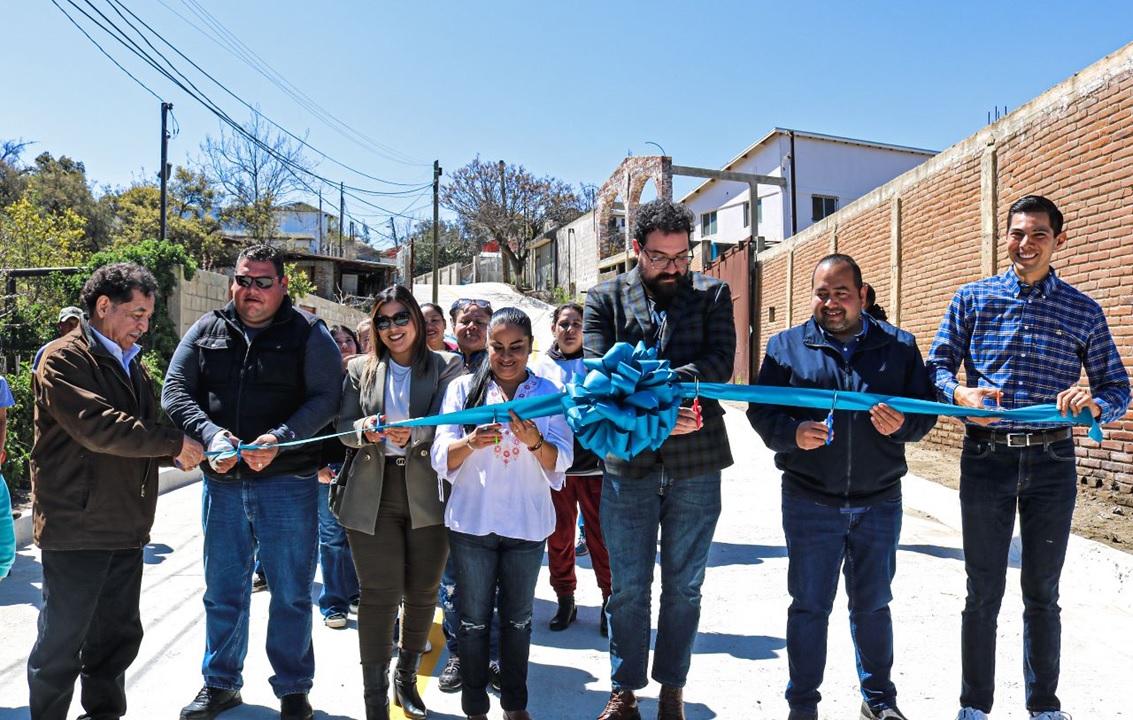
[101,0,428,189]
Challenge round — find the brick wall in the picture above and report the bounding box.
[755,42,1133,487]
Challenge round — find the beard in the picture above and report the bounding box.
[642,271,688,305]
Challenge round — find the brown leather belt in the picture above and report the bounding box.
[965,426,1073,448]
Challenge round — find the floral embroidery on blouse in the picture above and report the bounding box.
[486,373,540,469]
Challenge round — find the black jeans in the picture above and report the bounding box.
[27,547,145,720]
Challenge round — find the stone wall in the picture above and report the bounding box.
[754,42,1133,488]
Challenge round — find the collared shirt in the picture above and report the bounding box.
[927,266,1130,430]
[431,372,573,542]
[818,314,870,364]
[90,326,141,379]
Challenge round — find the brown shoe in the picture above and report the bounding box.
[597,691,641,720]
[657,685,685,720]
[503,712,533,720]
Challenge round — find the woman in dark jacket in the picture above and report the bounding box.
[334,286,462,720]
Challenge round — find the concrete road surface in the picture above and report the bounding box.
[2,407,1130,719]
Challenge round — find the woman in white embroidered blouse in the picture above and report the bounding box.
[431,307,573,720]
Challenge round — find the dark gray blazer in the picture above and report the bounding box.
[583,265,736,479]
[333,350,463,533]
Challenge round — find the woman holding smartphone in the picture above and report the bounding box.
[431,307,573,720]
[334,286,463,720]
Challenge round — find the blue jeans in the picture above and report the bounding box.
[448,531,544,715]
[781,492,902,714]
[316,480,359,617]
[600,468,721,691]
[200,474,319,697]
[440,554,499,660]
[958,436,1077,714]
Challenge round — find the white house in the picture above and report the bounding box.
[682,128,936,262]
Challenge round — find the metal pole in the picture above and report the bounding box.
[432,160,441,304]
[159,102,172,242]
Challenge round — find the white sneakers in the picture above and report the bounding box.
[956,709,1071,720]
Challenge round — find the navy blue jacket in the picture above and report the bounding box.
[746,316,937,506]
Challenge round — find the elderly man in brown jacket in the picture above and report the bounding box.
[26,262,203,720]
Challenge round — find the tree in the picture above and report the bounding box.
[105,168,228,269]
[405,218,478,277]
[198,112,315,243]
[24,152,112,252]
[440,157,584,285]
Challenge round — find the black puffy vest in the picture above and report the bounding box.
[192,299,322,480]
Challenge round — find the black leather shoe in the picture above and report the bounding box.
[280,693,314,720]
[549,595,576,631]
[180,686,243,720]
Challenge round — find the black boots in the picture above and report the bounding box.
[549,595,577,631]
[361,663,389,720]
[393,650,428,719]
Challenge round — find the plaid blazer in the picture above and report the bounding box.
[583,266,736,479]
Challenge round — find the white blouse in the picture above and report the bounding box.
[430,372,574,541]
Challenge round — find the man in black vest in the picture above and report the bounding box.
[162,244,341,720]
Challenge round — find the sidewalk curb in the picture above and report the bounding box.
[12,466,202,549]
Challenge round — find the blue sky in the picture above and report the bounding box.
[4,1,1132,247]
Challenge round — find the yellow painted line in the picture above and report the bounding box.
[391,609,447,720]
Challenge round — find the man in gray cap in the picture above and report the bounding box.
[32,306,86,371]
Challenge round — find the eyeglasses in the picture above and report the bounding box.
[450,298,493,313]
[375,311,412,331]
[234,275,277,289]
[641,251,692,270]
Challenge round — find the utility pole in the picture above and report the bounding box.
[432,160,441,303]
[159,102,173,242]
[338,182,345,257]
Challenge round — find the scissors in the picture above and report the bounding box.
[824,391,837,445]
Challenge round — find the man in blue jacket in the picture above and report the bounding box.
[747,254,937,720]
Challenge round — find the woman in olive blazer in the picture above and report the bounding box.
[334,285,462,720]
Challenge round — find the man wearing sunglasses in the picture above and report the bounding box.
[584,199,736,720]
[162,244,342,720]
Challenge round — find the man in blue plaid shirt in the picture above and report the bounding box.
[927,194,1130,720]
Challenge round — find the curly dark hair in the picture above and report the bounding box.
[632,199,695,246]
[80,263,158,315]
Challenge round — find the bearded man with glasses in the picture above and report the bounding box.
[162,244,342,720]
[584,199,736,720]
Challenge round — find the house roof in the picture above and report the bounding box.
[680,127,938,202]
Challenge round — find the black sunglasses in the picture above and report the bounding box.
[375,311,412,331]
[450,298,493,313]
[234,275,277,289]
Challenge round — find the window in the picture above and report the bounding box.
[812,195,838,222]
[743,199,763,228]
[700,211,717,237]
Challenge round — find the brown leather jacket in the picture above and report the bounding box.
[31,323,184,550]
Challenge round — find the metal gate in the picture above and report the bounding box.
[703,241,753,385]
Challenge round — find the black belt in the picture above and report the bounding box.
[965,426,1073,448]
[385,456,407,467]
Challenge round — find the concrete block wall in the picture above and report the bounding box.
[755,42,1133,487]
[170,268,366,339]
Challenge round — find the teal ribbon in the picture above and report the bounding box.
[212,341,1100,462]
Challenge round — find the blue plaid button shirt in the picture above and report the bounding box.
[927,266,1130,430]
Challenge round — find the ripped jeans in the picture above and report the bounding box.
[447,530,544,715]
